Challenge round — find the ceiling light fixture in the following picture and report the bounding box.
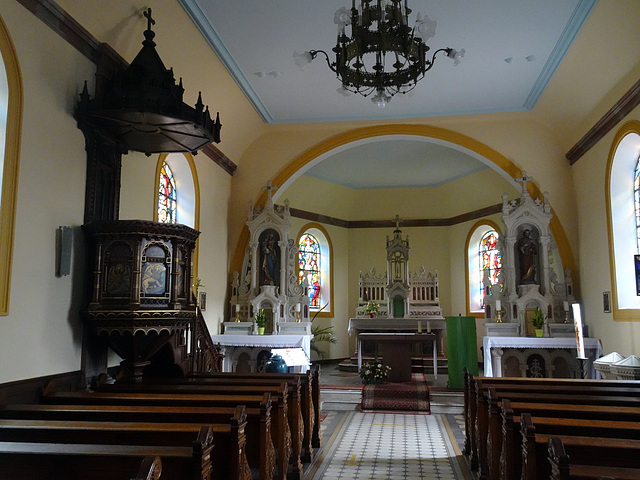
[294,0,464,108]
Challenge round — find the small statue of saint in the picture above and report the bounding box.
[517,229,537,284]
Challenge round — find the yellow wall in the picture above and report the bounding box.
[573,105,640,356]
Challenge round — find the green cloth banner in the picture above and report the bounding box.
[446,316,478,389]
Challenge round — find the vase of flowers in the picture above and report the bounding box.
[364,301,379,318]
[255,309,267,335]
[532,307,545,337]
[359,357,391,384]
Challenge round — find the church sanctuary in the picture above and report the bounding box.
[1,0,640,479]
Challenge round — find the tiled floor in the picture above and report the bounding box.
[307,411,472,480]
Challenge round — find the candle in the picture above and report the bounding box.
[495,300,501,311]
[296,303,301,312]
[427,321,431,333]
[563,301,569,311]
[417,321,422,334]
[572,303,586,359]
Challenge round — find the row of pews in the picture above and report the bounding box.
[463,371,640,480]
[0,369,321,480]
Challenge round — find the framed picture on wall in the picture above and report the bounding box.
[199,292,207,311]
[603,291,611,313]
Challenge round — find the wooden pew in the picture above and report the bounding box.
[133,456,163,480]
[97,379,304,477]
[521,413,640,480]
[466,375,640,479]
[40,389,282,480]
[0,433,212,480]
[498,398,640,480]
[548,436,640,480]
[462,370,640,468]
[185,369,319,460]
[0,412,249,480]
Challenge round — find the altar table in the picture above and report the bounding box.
[211,334,311,373]
[483,336,603,378]
[357,332,437,382]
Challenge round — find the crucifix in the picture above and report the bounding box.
[394,214,402,230]
[515,171,534,195]
[143,8,155,32]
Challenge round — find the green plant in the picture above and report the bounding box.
[255,309,267,328]
[359,357,391,384]
[310,304,337,359]
[532,307,545,329]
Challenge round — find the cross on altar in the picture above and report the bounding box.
[515,171,534,195]
[143,8,155,31]
[394,214,402,230]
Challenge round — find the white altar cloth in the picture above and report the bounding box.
[211,334,311,372]
[483,336,603,377]
[348,317,445,335]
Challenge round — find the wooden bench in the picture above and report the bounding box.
[548,436,640,480]
[39,390,280,480]
[497,397,640,480]
[521,413,640,480]
[189,368,321,452]
[0,410,249,480]
[0,435,212,480]
[465,374,640,478]
[97,379,304,477]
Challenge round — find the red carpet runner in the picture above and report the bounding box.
[361,373,430,412]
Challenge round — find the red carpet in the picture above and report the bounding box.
[361,373,430,412]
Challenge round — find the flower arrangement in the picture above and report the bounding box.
[359,357,391,384]
[364,301,379,317]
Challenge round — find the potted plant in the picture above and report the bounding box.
[255,309,267,335]
[532,307,545,337]
[359,357,391,384]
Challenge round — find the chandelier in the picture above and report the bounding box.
[294,0,464,108]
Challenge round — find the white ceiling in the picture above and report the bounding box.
[177,0,597,189]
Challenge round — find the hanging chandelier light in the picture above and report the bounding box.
[294,0,464,108]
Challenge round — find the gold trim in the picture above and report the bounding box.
[605,121,640,321]
[155,153,201,282]
[464,220,503,319]
[0,15,24,316]
[296,222,334,317]
[230,124,576,296]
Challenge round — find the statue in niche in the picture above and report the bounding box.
[259,230,280,286]
[517,229,538,284]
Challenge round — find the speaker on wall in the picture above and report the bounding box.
[57,226,73,276]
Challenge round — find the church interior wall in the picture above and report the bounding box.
[0,2,94,384]
[572,105,640,357]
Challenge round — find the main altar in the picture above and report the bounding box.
[348,217,447,365]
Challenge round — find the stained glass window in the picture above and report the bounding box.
[158,162,177,224]
[635,158,640,252]
[479,230,502,306]
[298,233,321,308]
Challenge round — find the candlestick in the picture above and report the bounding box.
[563,301,569,311]
[417,321,422,334]
[234,304,241,322]
[572,303,585,359]
[427,321,431,333]
[495,300,501,311]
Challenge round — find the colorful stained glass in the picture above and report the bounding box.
[479,230,502,307]
[158,162,177,224]
[298,233,321,308]
[635,158,640,252]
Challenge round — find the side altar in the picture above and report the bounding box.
[214,184,311,373]
[480,173,600,378]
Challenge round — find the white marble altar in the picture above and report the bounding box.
[211,334,311,373]
[483,336,602,378]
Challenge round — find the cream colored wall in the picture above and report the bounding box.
[0,3,94,383]
[572,105,640,357]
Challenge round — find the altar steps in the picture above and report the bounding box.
[337,355,449,376]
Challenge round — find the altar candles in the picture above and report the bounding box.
[427,321,431,333]
[495,300,501,311]
[563,301,569,311]
[296,303,301,312]
[572,303,586,359]
[417,321,422,334]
